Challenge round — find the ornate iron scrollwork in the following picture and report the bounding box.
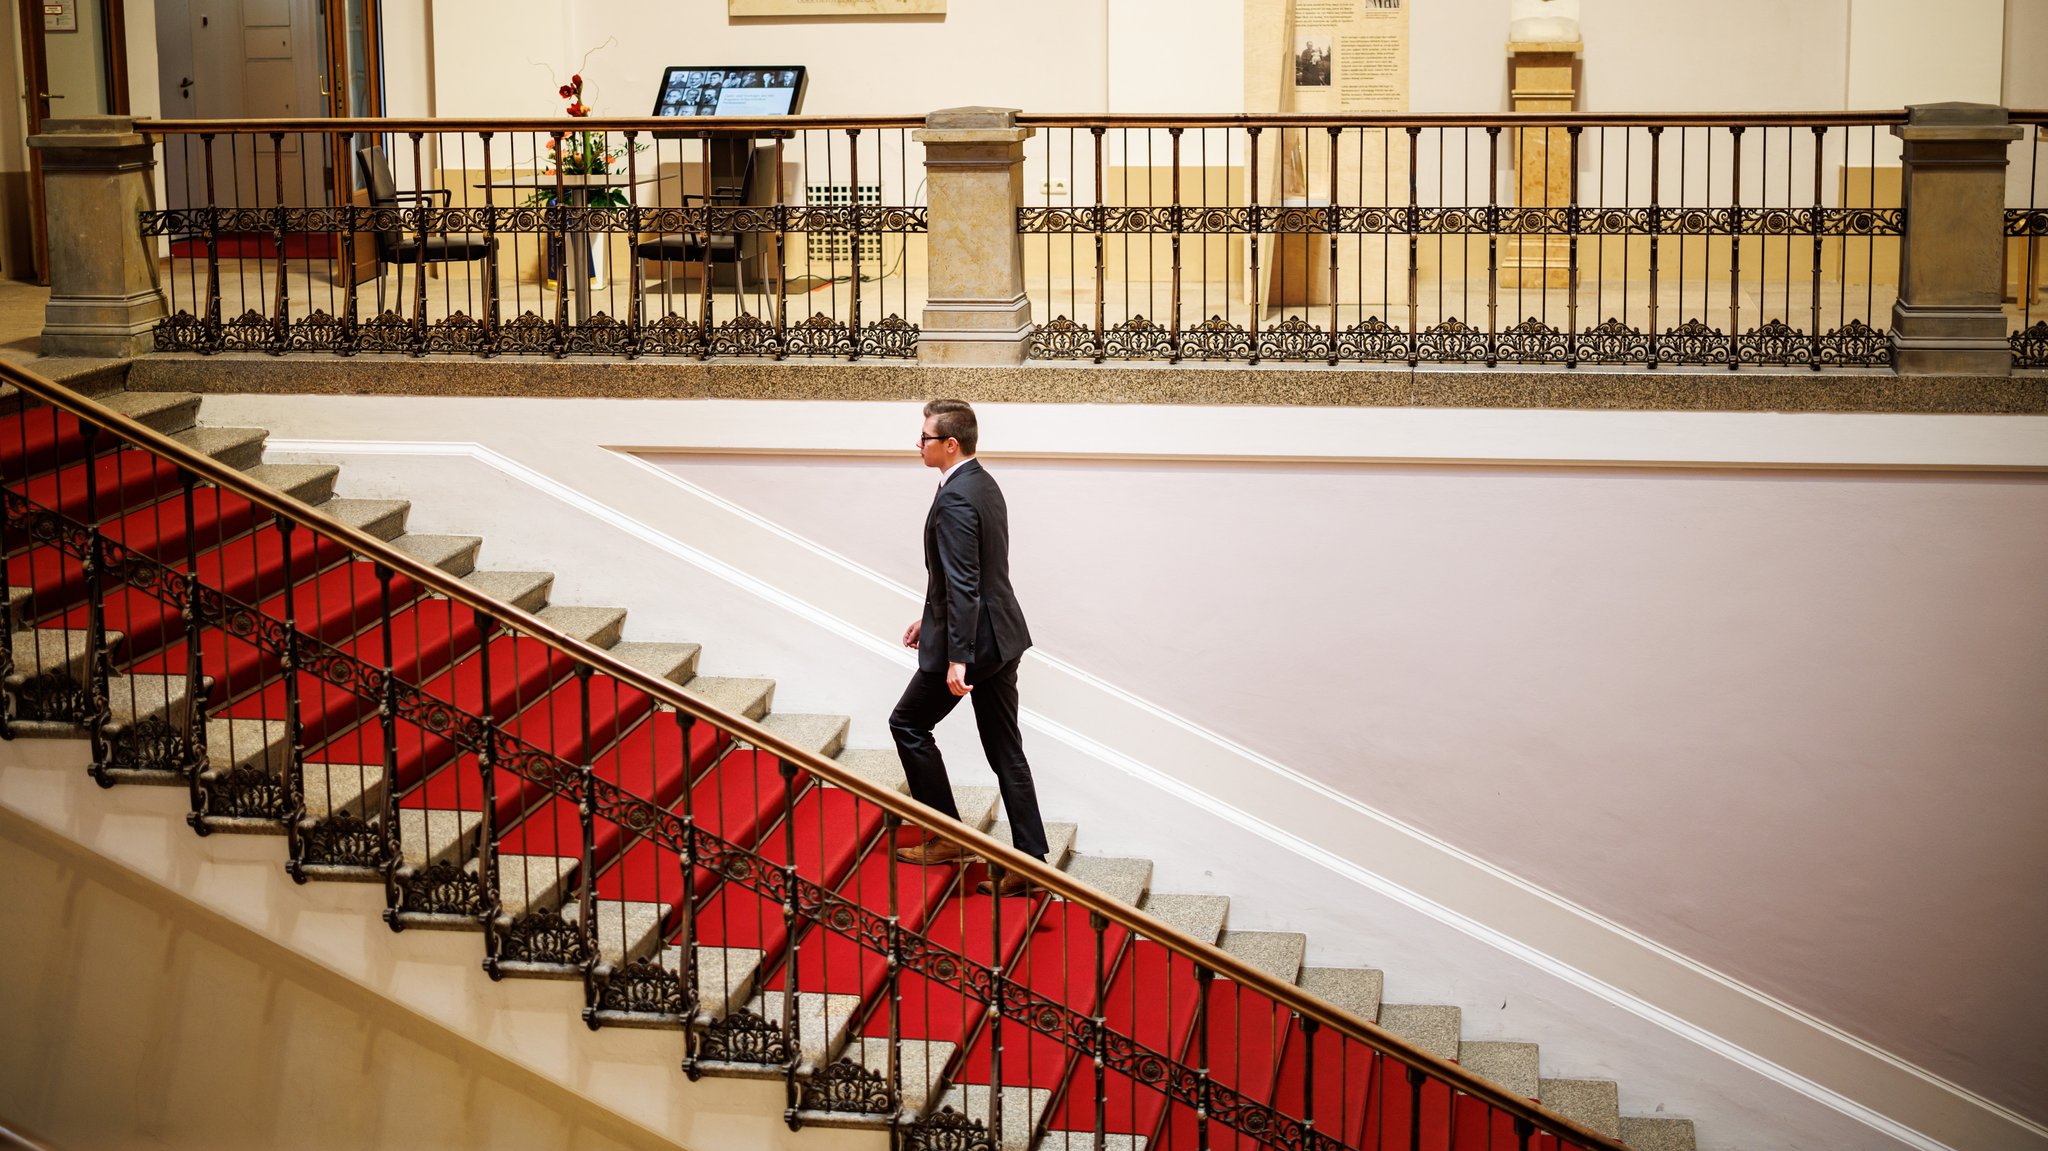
[859,314,919,359]
[596,956,686,1017]
[1028,315,1092,360]
[300,810,386,870]
[2012,320,2048,370]
[1103,315,1174,361]
[904,1107,996,1151]
[1496,317,1570,364]
[205,764,289,820]
[402,858,484,916]
[1415,317,1488,363]
[801,1057,892,1115]
[698,1009,791,1065]
[498,906,590,966]
[108,715,191,775]
[1181,315,1252,361]
[1658,318,1732,365]
[12,669,95,724]
[1574,317,1652,365]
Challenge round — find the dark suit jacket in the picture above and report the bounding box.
[920,457,1032,674]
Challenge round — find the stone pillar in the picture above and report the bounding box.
[1502,38,1581,290]
[28,117,165,358]
[1889,103,2023,375]
[915,108,1034,366]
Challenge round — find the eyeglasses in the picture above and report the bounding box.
[917,434,952,446]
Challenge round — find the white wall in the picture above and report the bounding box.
[186,388,2048,1151]
[388,0,2026,119]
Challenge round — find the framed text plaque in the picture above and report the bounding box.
[728,0,943,15]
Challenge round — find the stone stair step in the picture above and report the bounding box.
[1618,1116,1697,1151]
[244,462,339,506]
[173,424,268,471]
[1136,892,1231,946]
[1459,1040,1540,1099]
[205,716,291,776]
[1037,1134,1144,1151]
[301,758,383,820]
[496,852,579,918]
[665,944,764,1021]
[389,533,482,577]
[103,390,202,435]
[535,604,626,648]
[605,641,701,685]
[842,1036,957,1119]
[1298,965,1384,1024]
[585,898,665,964]
[462,569,553,613]
[756,988,867,1070]
[1538,1078,1620,1142]
[1064,852,1152,906]
[955,786,1000,830]
[397,805,482,869]
[936,1084,1054,1151]
[5,627,117,688]
[987,820,1077,867]
[681,675,775,722]
[316,497,411,541]
[1378,1004,1462,1062]
[831,747,907,793]
[762,711,850,759]
[1218,929,1306,984]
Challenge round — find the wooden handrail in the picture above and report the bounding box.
[135,115,923,134]
[0,357,1635,1151]
[1017,110,1912,128]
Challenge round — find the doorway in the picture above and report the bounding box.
[12,0,132,283]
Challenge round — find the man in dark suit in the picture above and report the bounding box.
[890,399,1049,895]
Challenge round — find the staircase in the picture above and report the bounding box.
[0,370,1699,1151]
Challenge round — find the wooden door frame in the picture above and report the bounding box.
[326,0,385,288]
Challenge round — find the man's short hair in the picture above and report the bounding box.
[923,398,978,455]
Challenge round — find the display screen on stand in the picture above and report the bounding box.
[653,67,807,117]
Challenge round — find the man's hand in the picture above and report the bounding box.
[947,662,972,697]
[903,619,922,649]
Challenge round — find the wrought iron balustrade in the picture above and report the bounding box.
[2011,112,2048,369]
[1015,112,1926,369]
[136,116,928,360]
[0,358,1634,1151]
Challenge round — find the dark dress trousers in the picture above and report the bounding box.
[888,457,1051,860]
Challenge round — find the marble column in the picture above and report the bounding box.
[914,107,1034,366]
[28,117,166,358]
[1502,40,1581,290]
[1889,102,2024,375]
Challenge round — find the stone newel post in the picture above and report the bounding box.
[29,116,166,358]
[1889,103,2023,375]
[914,107,1035,365]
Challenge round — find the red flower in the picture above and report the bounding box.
[558,83,574,98]
[567,101,589,117]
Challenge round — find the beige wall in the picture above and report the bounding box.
[648,449,2048,1126]
[0,809,684,1151]
[394,0,2026,120]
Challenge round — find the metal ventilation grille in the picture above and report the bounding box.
[805,182,882,265]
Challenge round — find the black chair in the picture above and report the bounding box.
[355,145,498,320]
[635,138,767,316]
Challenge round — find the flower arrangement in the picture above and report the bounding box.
[532,42,643,209]
[539,70,635,208]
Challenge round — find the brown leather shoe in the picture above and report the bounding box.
[895,837,971,866]
[977,869,1030,897]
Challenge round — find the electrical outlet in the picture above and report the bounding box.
[1041,180,1068,195]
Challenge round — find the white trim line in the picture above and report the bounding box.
[267,433,2048,1151]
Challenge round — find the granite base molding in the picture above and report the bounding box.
[114,353,2048,414]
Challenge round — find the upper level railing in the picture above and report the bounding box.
[0,356,1633,1151]
[61,105,2045,372]
[1014,112,1912,368]
[137,116,929,360]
